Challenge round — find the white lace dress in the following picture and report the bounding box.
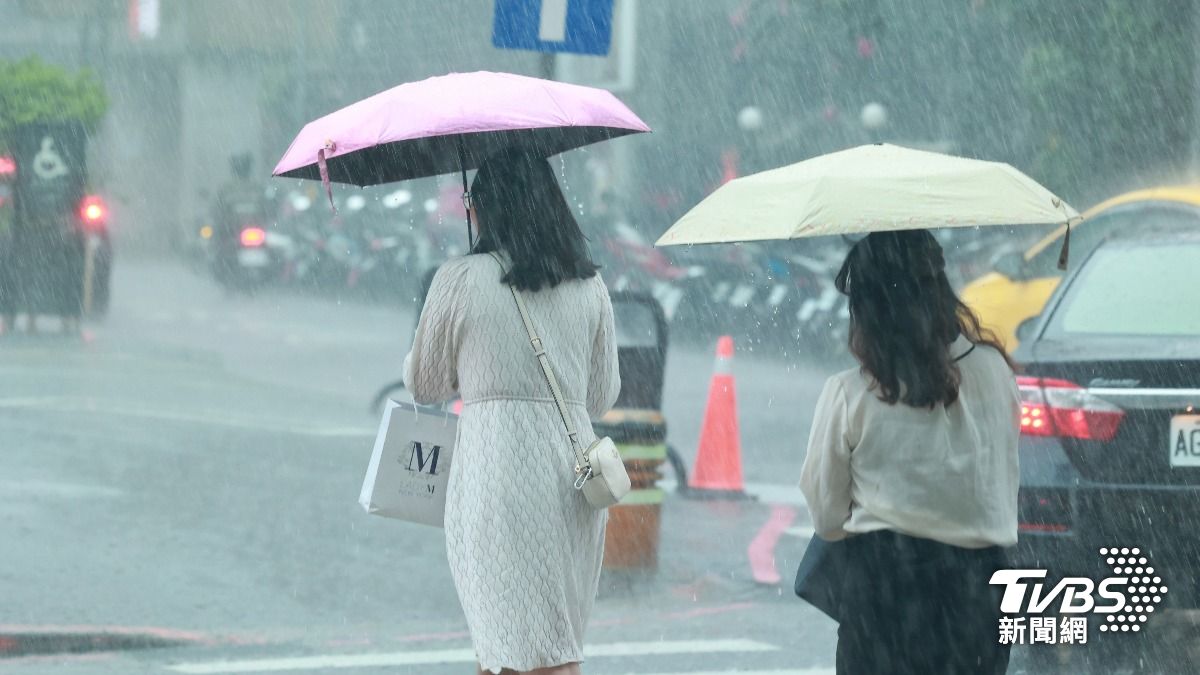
[403,253,620,674]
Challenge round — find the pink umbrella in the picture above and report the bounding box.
[273,71,650,212]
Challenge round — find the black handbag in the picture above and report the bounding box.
[793,534,849,622]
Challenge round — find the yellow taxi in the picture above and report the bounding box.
[962,185,1200,349]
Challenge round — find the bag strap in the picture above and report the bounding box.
[488,253,592,478]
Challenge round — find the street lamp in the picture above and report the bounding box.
[860,102,887,143]
[735,106,765,175]
[737,106,765,133]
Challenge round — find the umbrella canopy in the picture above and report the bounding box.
[655,144,1079,247]
[273,71,650,186]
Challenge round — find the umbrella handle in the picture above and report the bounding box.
[1056,221,1070,271]
[1055,200,1077,271]
[318,141,337,215]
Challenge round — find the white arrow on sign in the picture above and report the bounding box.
[538,0,569,42]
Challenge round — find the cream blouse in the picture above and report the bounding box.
[799,336,1021,548]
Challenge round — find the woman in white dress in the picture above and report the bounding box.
[404,147,621,675]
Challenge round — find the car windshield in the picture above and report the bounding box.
[1025,205,1200,279]
[1047,240,1200,337]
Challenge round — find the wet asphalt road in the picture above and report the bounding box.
[1,259,840,674]
[3,259,1198,674]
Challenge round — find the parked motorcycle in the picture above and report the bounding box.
[593,220,703,325]
[278,191,345,292]
[357,188,437,304]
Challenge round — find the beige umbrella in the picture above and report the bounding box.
[656,144,1080,263]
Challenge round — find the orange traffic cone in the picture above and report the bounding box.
[688,335,748,498]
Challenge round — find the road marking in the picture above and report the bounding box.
[659,601,755,620]
[0,479,123,499]
[168,639,778,673]
[615,670,834,675]
[656,479,808,507]
[593,640,777,657]
[0,396,67,407]
[786,525,816,540]
[393,629,470,643]
[748,504,799,584]
[169,647,474,673]
[0,624,211,643]
[0,396,373,439]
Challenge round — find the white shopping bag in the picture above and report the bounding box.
[359,400,457,527]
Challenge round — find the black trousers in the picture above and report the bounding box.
[835,530,1011,675]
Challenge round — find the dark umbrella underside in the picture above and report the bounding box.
[275,126,643,187]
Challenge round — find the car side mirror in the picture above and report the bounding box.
[993,251,1026,280]
[1015,316,1039,343]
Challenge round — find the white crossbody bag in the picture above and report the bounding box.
[492,253,630,509]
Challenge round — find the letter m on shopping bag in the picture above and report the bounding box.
[359,400,457,527]
[406,441,443,476]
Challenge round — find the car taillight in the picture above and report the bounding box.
[79,195,108,229]
[240,227,266,247]
[1017,376,1125,441]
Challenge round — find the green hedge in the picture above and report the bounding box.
[0,56,108,152]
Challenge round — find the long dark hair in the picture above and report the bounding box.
[835,229,1015,408]
[469,148,598,291]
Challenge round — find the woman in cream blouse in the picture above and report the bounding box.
[800,230,1021,675]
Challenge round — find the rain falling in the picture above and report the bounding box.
[2,2,1199,674]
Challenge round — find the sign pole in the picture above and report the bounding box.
[540,52,556,80]
[82,236,97,315]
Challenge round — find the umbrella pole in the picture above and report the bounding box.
[457,138,472,250]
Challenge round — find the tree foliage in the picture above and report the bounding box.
[1012,0,1195,201]
[669,0,1195,211]
[0,57,109,148]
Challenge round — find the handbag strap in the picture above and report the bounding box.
[488,253,591,476]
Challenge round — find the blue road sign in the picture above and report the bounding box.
[492,0,614,56]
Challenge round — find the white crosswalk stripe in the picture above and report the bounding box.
[656,478,809,507]
[0,396,372,438]
[786,524,817,539]
[168,639,782,673]
[618,671,833,675]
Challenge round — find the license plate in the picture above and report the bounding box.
[1169,414,1200,467]
[237,248,270,267]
